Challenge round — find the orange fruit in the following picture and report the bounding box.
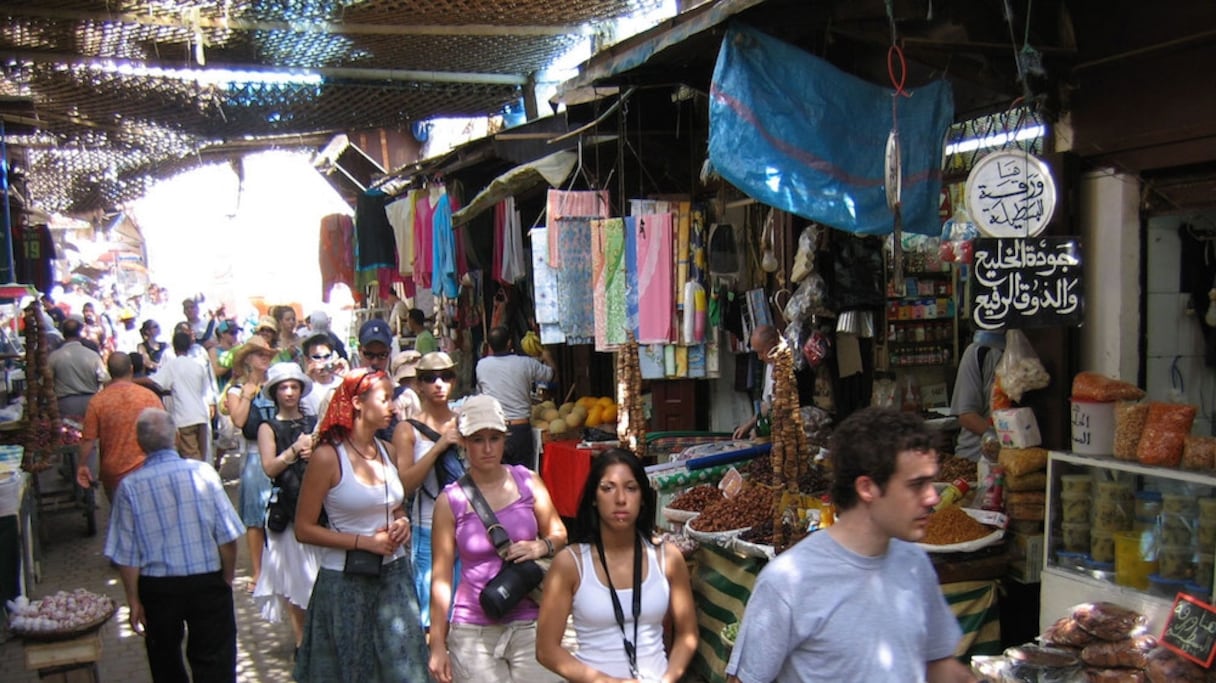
[586,406,603,427]
[597,396,614,408]
[602,405,618,423]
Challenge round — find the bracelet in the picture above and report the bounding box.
[542,537,555,558]
[354,535,359,550]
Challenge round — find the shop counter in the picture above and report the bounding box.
[540,440,592,518]
[688,543,1002,683]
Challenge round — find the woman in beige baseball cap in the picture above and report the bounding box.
[428,395,567,683]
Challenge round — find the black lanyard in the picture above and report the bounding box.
[594,532,643,679]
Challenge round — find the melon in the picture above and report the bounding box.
[549,418,569,434]
[542,408,560,422]
[559,402,575,416]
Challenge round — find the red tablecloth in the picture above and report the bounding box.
[541,439,592,518]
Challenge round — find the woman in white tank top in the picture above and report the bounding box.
[536,449,698,683]
[293,370,430,682]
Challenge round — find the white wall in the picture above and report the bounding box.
[1079,169,1140,381]
[1144,214,1216,436]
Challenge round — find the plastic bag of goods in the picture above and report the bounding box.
[1112,401,1149,461]
[1135,402,1197,467]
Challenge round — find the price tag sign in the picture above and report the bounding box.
[1161,592,1216,668]
[971,237,1084,330]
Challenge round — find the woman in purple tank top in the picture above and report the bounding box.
[428,395,567,683]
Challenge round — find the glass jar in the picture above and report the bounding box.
[1060,474,1092,495]
[1134,490,1163,521]
[1164,493,1199,518]
[1061,522,1091,553]
[1060,493,1092,524]
[1198,521,1216,552]
[1093,499,1131,531]
[1159,544,1195,580]
[1199,497,1216,524]
[1091,529,1116,563]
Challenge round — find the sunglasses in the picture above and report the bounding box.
[418,370,456,384]
[310,352,334,361]
[361,350,390,361]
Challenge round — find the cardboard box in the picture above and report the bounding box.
[1007,532,1044,584]
[993,407,1042,448]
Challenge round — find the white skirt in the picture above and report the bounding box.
[254,522,321,622]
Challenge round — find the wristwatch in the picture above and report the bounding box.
[542,537,555,557]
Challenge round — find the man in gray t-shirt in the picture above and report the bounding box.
[475,326,556,468]
[950,331,1005,461]
[726,408,977,683]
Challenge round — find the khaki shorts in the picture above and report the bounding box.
[447,621,561,683]
[176,424,205,460]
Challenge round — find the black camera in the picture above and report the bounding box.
[479,560,545,620]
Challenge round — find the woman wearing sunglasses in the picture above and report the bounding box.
[294,369,429,682]
[393,351,462,632]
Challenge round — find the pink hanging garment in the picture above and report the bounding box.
[635,213,674,344]
[547,189,610,267]
[493,201,507,284]
[412,188,437,289]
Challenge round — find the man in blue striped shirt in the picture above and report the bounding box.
[105,408,245,682]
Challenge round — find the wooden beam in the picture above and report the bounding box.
[0,4,584,38]
[0,50,528,86]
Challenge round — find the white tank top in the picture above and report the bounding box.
[319,441,407,571]
[411,433,441,527]
[571,541,670,680]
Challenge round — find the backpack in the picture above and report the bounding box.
[265,416,318,524]
[407,419,468,499]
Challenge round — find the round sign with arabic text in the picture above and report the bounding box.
[965,150,1056,238]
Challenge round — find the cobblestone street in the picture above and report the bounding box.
[1,453,296,682]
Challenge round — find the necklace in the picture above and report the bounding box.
[346,438,377,461]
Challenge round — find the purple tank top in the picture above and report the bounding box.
[447,464,540,625]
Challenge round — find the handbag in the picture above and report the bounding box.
[457,474,548,620]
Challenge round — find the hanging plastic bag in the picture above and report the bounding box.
[783,274,826,325]
[995,330,1051,402]
[790,225,819,283]
[802,329,830,368]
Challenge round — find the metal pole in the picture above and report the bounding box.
[0,119,13,283]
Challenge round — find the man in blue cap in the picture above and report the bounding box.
[357,318,394,373]
[358,318,399,441]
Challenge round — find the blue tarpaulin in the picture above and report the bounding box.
[709,24,954,236]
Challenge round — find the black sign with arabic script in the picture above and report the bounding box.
[972,237,1084,330]
[1161,592,1216,668]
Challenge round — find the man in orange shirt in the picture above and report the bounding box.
[75,352,165,501]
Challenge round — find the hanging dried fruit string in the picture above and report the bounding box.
[616,333,646,460]
[22,301,62,473]
[769,337,808,551]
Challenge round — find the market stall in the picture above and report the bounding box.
[688,543,1004,683]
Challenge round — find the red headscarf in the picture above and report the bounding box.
[316,368,389,445]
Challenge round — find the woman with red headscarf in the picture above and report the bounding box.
[293,369,430,681]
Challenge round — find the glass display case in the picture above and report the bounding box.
[1040,451,1216,634]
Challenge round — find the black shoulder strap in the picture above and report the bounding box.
[457,473,513,554]
[408,418,442,442]
[976,344,990,379]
